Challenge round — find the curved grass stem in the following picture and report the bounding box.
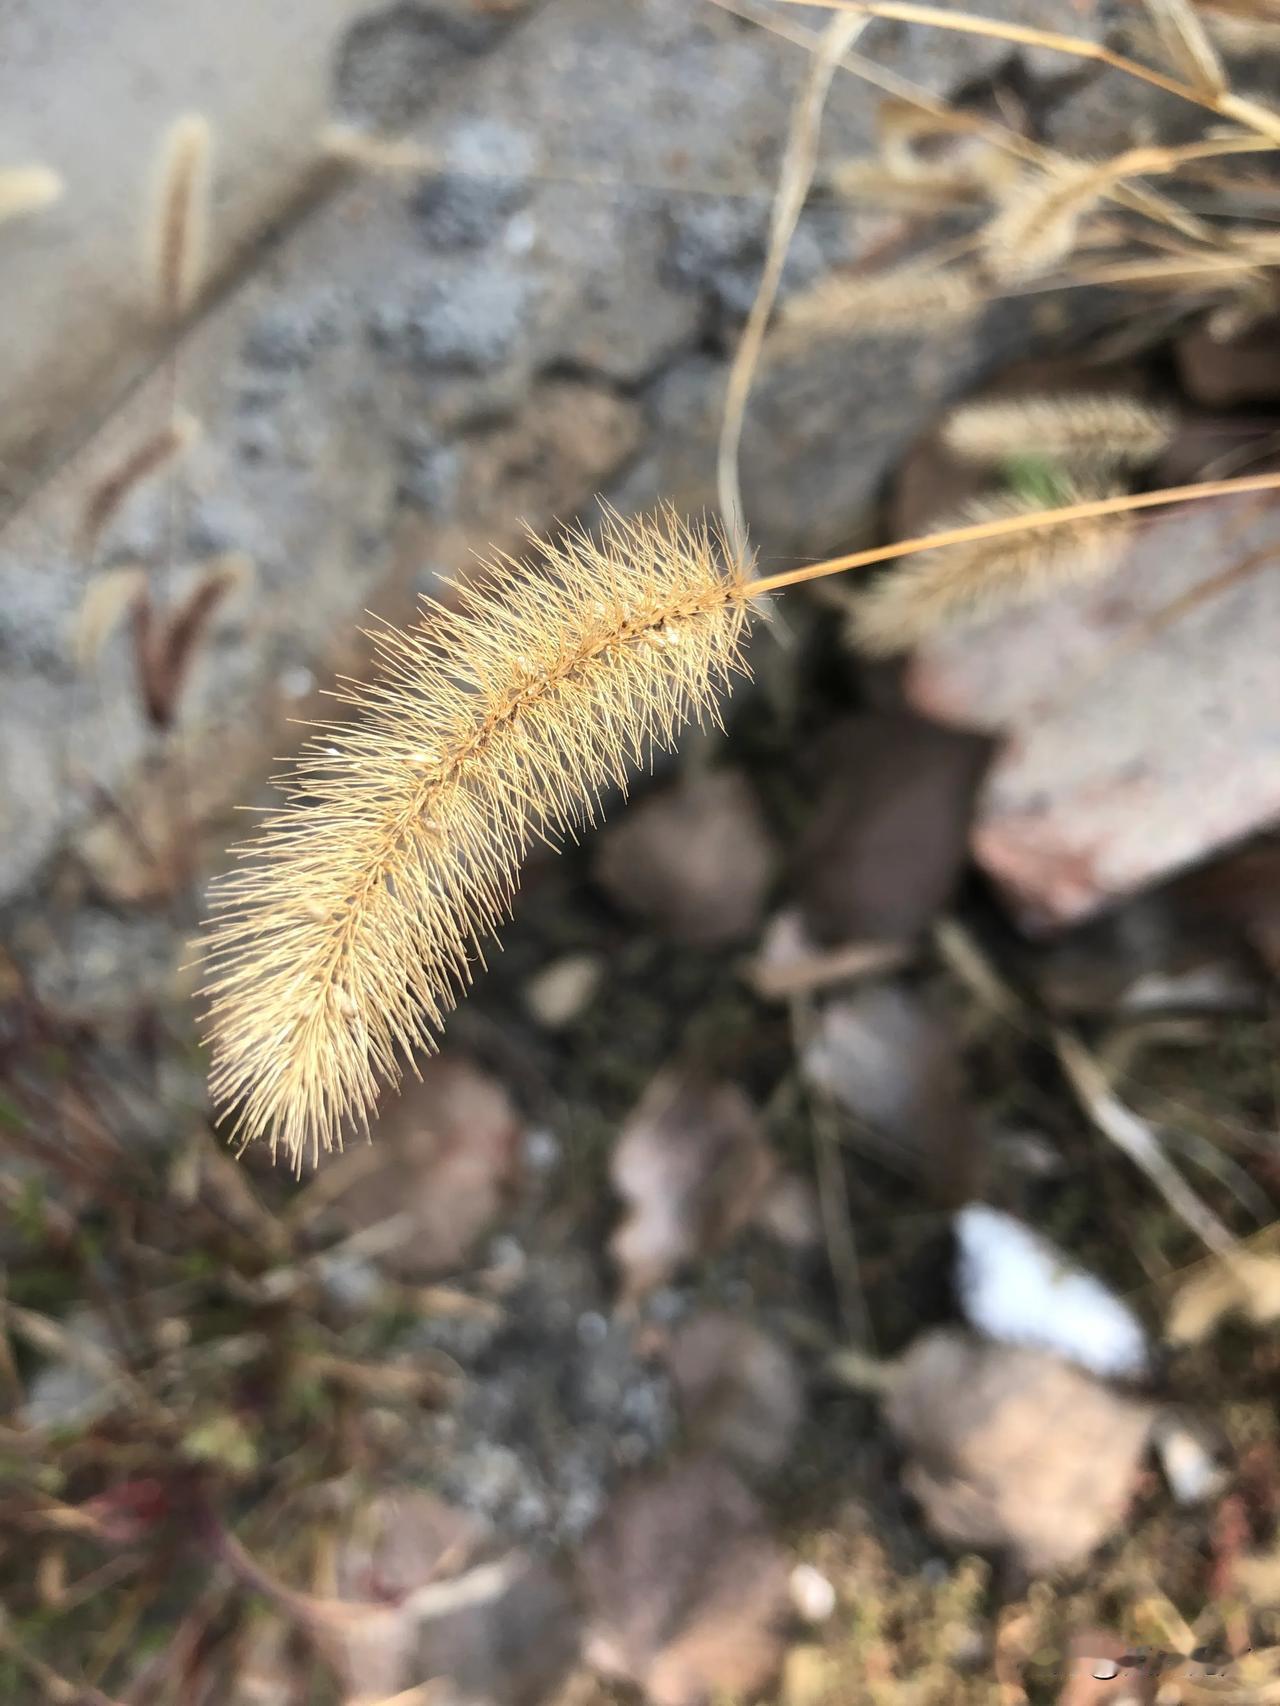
[742,470,1280,598]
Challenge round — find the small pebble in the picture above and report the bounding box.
[789,1563,837,1624]
[523,1126,561,1171]
[278,665,315,701]
[1153,1410,1228,1505]
[523,953,603,1029]
[577,1310,609,1348]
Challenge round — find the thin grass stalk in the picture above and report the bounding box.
[771,0,1280,141]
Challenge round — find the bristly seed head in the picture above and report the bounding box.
[198,506,752,1169]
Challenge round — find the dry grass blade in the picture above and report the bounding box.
[770,0,1280,141]
[849,487,1130,655]
[147,113,212,322]
[199,508,751,1167]
[716,0,1224,248]
[717,10,866,559]
[942,394,1176,471]
[778,262,982,337]
[1145,0,1228,96]
[0,166,64,226]
[875,97,1020,192]
[1054,1029,1237,1259]
[78,413,200,553]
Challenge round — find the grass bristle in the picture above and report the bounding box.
[850,489,1131,656]
[198,507,752,1168]
[148,114,212,322]
[779,263,982,338]
[942,394,1176,471]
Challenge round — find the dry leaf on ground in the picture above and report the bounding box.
[1176,313,1280,407]
[610,1072,811,1299]
[886,1330,1155,1575]
[792,714,992,946]
[664,1310,805,1474]
[327,1055,525,1281]
[335,1490,482,1604]
[592,768,778,949]
[219,1517,576,1706]
[800,984,982,1205]
[1166,1251,1280,1345]
[580,1453,791,1706]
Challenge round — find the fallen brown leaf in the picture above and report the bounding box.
[328,1055,525,1282]
[216,1520,576,1706]
[610,1072,805,1299]
[335,1490,481,1604]
[592,768,777,949]
[792,714,992,946]
[800,984,982,1205]
[886,1330,1155,1575]
[580,1454,791,1706]
[665,1311,805,1474]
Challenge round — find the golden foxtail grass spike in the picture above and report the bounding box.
[981,156,1113,283]
[198,507,752,1169]
[148,114,212,322]
[779,263,981,338]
